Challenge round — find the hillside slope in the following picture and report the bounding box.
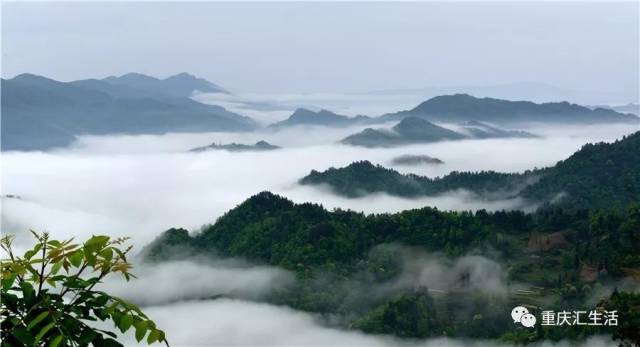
[304,132,640,210]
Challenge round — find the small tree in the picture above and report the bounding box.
[1,231,168,346]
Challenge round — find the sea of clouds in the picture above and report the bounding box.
[1,93,638,346]
[2,121,636,248]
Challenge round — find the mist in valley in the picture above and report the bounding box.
[1,101,638,346]
[114,299,616,347]
[2,118,636,246]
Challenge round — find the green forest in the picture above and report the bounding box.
[144,190,640,345]
[301,131,640,211]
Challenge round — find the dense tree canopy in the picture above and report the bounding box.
[301,131,640,211]
[143,191,639,344]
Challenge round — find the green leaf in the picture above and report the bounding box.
[134,320,148,342]
[50,334,63,347]
[85,235,109,245]
[78,329,97,344]
[27,311,49,331]
[147,329,161,344]
[20,281,35,301]
[51,261,63,275]
[94,294,110,307]
[12,327,35,346]
[85,251,97,267]
[2,273,16,291]
[118,313,134,332]
[47,240,62,247]
[100,248,114,262]
[24,243,43,259]
[84,236,110,251]
[69,251,83,267]
[34,321,55,344]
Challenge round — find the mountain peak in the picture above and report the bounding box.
[11,73,57,84]
[110,72,160,82]
[271,108,363,128]
[166,72,196,79]
[237,191,295,211]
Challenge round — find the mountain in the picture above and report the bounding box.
[390,154,444,166]
[593,103,640,116]
[269,108,371,128]
[341,117,464,147]
[300,161,525,199]
[381,94,639,125]
[142,191,639,341]
[190,140,280,152]
[518,132,640,210]
[102,72,227,98]
[340,117,534,147]
[456,120,536,139]
[1,73,255,151]
[367,81,638,106]
[302,131,640,210]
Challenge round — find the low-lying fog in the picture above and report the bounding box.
[117,299,616,347]
[93,253,621,347]
[2,122,636,246]
[1,108,638,346]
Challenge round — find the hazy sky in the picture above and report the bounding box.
[2,2,638,94]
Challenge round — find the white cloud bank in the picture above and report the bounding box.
[1,123,637,250]
[98,259,294,306]
[114,298,616,347]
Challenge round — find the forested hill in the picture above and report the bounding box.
[143,191,640,342]
[143,191,639,270]
[381,94,639,125]
[301,132,640,211]
[300,161,527,198]
[143,190,640,341]
[520,131,640,210]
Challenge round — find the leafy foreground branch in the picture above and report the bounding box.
[1,231,168,346]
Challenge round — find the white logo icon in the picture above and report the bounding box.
[511,306,536,328]
[520,313,537,328]
[511,306,529,323]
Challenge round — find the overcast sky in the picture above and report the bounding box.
[2,2,638,94]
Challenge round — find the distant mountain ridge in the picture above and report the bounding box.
[592,103,640,116]
[4,72,638,151]
[301,131,640,211]
[1,73,254,151]
[381,94,638,125]
[269,94,637,130]
[190,140,280,152]
[340,117,536,147]
[269,108,372,128]
[102,72,227,98]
